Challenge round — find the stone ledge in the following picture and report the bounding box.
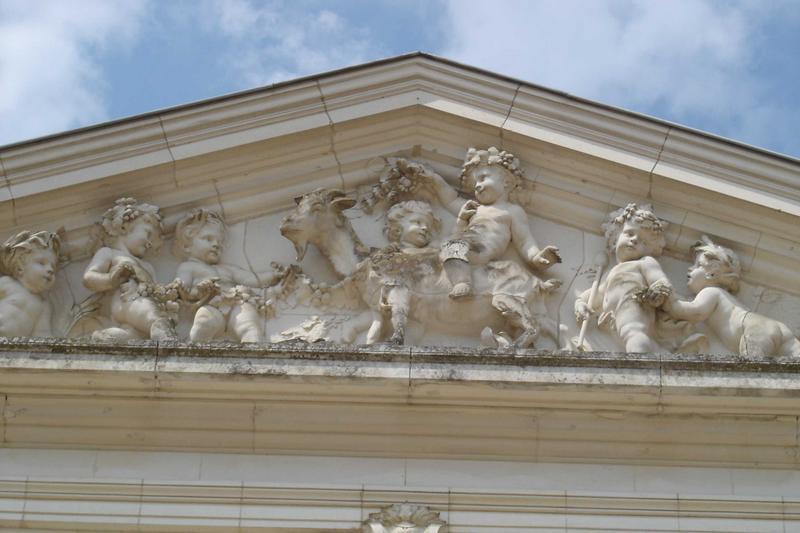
[2,338,800,466]
[1,337,799,373]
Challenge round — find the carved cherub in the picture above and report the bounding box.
[366,201,441,344]
[428,147,561,298]
[83,198,177,341]
[664,236,800,357]
[575,204,673,353]
[0,230,60,337]
[173,208,283,343]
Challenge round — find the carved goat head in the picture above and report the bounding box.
[279,188,356,261]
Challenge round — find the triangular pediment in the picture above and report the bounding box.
[0,53,796,353]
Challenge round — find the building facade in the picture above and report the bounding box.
[0,53,799,531]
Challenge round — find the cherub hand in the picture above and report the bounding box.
[171,278,192,301]
[531,246,562,270]
[574,299,593,325]
[645,280,672,307]
[110,263,135,286]
[541,278,562,293]
[400,159,438,182]
[195,278,220,298]
[457,200,479,223]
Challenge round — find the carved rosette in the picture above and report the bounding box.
[362,503,447,533]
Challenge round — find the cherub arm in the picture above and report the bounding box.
[83,248,132,292]
[173,262,222,303]
[509,206,561,270]
[639,255,673,307]
[426,171,465,216]
[574,280,607,323]
[664,287,720,323]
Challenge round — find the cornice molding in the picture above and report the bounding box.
[2,340,800,467]
[0,478,795,531]
[0,55,797,210]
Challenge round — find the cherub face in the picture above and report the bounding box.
[16,248,57,294]
[187,223,224,264]
[120,218,158,258]
[687,256,714,294]
[615,221,651,262]
[472,166,508,205]
[399,212,433,248]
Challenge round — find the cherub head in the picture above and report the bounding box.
[384,201,440,249]
[460,147,524,205]
[99,198,163,257]
[1,230,61,294]
[603,203,667,262]
[173,209,226,264]
[687,236,741,294]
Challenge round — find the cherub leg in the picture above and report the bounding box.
[229,302,264,343]
[92,325,141,342]
[386,286,411,345]
[365,312,385,344]
[115,297,176,341]
[341,310,373,344]
[615,305,659,353]
[739,319,789,357]
[190,305,226,342]
[444,259,472,298]
[782,337,800,357]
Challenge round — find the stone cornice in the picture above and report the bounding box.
[0,54,797,209]
[0,478,796,531]
[2,340,800,467]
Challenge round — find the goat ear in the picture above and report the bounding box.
[330,196,356,211]
[293,196,303,205]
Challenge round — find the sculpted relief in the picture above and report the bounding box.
[2,147,798,357]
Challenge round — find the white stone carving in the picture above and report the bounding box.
[172,208,281,343]
[0,230,60,337]
[363,503,447,533]
[430,147,561,299]
[575,204,705,353]
[280,150,564,348]
[665,236,800,357]
[272,315,333,343]
[82,198,178,341]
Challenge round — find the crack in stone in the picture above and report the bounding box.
[556,231,585,349]
[1,394,6,444]
[211,179,228,222]
[157,117,179,189]
[499,84,521,149]
[647,127,671,199]
[315,80,346,192]
[0,155,18,225]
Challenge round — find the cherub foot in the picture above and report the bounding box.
[387,332,405,345]
[513,328,539,349]
[150,318,178,341]
[677,333,709,355]
[449,282,472,299]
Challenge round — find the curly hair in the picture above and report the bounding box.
[173,208,226,258]
[603,203,667,256]
[0,230,61,276]
[691,235,742,293]
[99,198,162,243]
[459,147,525,194]
[384,201,441,244]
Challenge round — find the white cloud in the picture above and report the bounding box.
[203,0,373,87]
[442,0,798,155]
[0,0,148,146]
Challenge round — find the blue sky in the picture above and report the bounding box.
[1,0,799,158]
